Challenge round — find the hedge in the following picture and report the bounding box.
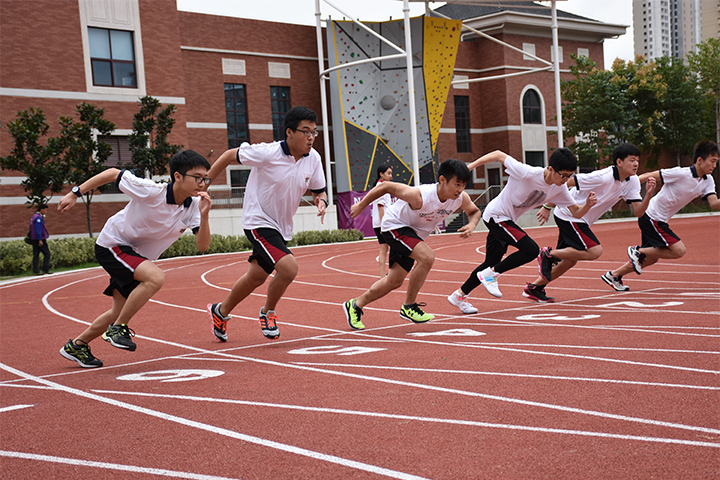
[0,229,364,277]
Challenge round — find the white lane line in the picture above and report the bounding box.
[92,390,720,449]
[0,404,34,413]
[0,450,244,480]
[290,362,720,391]
[461,343,720,355]
[0,363,429,480]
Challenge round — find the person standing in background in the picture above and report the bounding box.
[30,204,51,275]
[370,164,393,277]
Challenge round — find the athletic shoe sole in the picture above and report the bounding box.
[101,332,136,351]
[601,272,630,291]
[522,290,554,303]
[59,347,102,368]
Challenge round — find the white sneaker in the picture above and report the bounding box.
[447,289,478,314]
[627,245,645,274]
[477,267,502,298]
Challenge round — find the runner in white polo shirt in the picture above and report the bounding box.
[206,106,328,342]
[343,159,482,329]
[603,140,719,290]
[525,143,656,302]
[446,148,596,310]
[57,150,212,368]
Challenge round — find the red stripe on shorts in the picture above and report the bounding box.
[390,229,422,251]
[111,246,145,272]
[651,219,680,246]
[572,222,600,249]
[251,229,288,263]
[498,221,526,243]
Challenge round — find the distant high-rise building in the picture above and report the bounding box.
[633,0,715,61]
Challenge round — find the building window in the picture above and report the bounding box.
[224,84,249,149]
[523,43,536,60]
[270,86,291,141]
[88,27,136,88]
[522,90,542,124]
[525,151,545,167]
[454,96,471,153]
[98,135,131,192]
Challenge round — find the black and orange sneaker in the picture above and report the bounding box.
[522,282,555,303]
[59,339,103,368]
[259,308,280,339]
[102,324,136,351]
[208,303,230,342]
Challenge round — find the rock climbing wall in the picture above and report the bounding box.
[327,15,461,194]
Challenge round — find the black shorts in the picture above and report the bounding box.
[484,218,527,247]
[554,215,600,251]
[638,214,680,248]
[374,227,388,245]
[382,227,423,272]
[95,244,147,299]
[245,228,293,274]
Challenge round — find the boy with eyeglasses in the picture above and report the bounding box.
[206,106,328,341]
[447,149,596,311]
[58,150,212,368]
[525,143,656,302]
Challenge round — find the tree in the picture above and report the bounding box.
[0,108,66,208]
[687,38,720,145]
[562,53,713,169]
[652,56,713,165]
[127,96,182,178]
[55,103,115,237]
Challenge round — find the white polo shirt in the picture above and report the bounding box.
[555,166,642,225]
[382,183,464,240]
[482,155,576,223]
[96,170,201,261]
[238,141,325,240]
[646,165,716,223]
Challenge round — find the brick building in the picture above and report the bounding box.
[0,0,624,239]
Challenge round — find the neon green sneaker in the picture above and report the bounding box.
[343,299,365,330]
[400,302,434,323]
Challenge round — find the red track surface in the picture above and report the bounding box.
[1,215,719,479]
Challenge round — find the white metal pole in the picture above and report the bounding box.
[551,0,564,148]
[315,0,334,205]
[403,0,420,186]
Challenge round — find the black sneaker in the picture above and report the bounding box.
[102,324,136,351]
[601,271,630,291]
[59,339,103,368]
[537,247,555,282]
[522,283,555,303]
[259,308,280,339]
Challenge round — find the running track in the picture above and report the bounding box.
[1,215,719,479]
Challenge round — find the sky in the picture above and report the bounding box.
[175,0,634,70]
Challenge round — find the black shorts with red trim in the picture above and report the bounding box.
[245,228,292,274]
[484,218,528,248]
[382,227,422,272]
[373,227,388,245]
[554,215,600,251]
[95,244,147,298]
[638,213,680,248]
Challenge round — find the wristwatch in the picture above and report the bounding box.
[72,186,82,198]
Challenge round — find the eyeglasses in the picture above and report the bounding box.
[183,173,212,185]
[293,128,319,139]
[557,172,573,180]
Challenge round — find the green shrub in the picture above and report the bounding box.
[1,228,365,277]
